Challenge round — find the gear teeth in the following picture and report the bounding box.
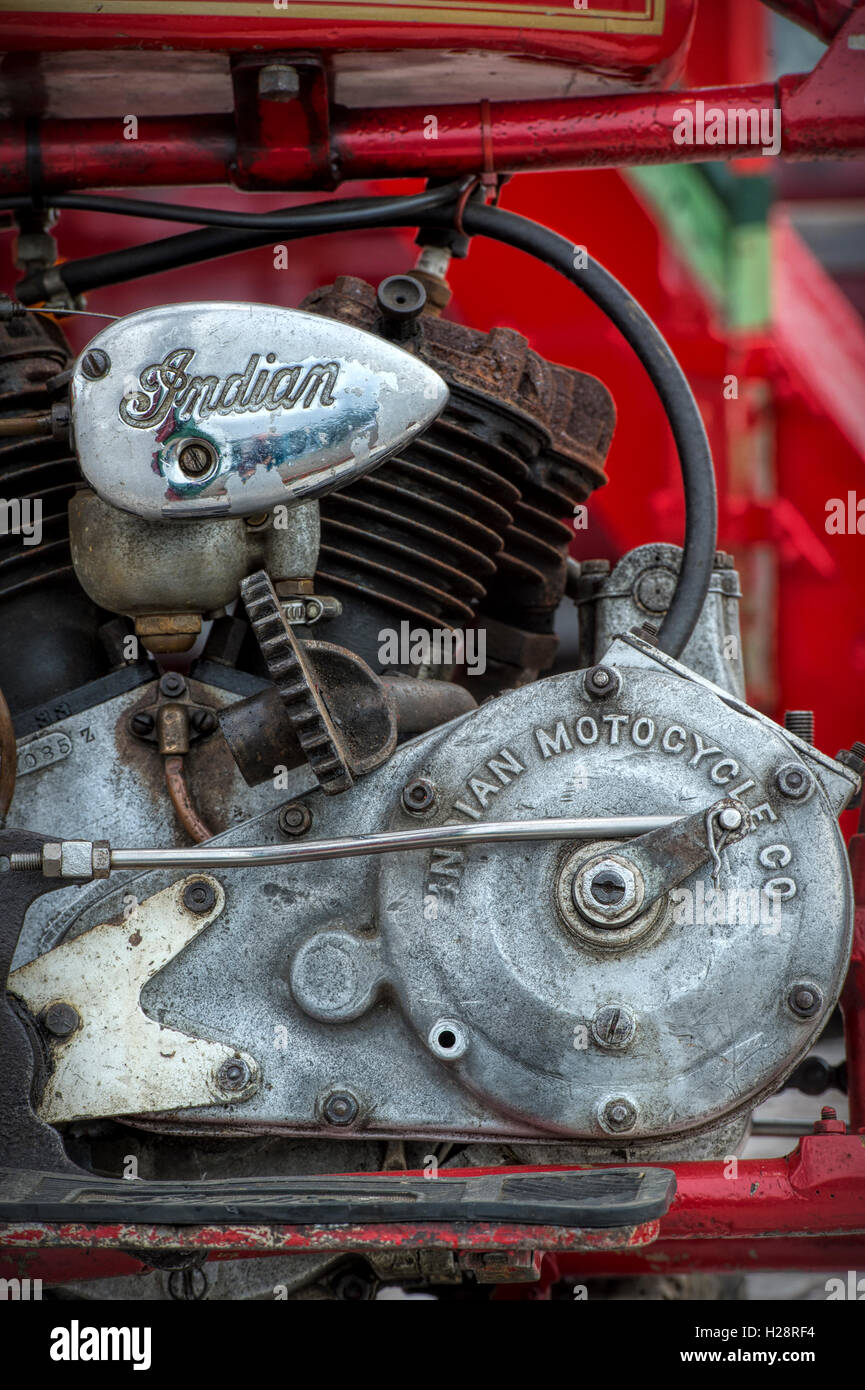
[239,570,353,794]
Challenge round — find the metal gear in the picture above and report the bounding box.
[240,570,353,794]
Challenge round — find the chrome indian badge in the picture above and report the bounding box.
[71,302,449,520]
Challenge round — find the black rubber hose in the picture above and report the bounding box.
[451,202,717,658]
[7,189,717,657]
[9,183,469,301]
[0,183,469,231]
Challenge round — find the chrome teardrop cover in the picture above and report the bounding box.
[71,302,449,520]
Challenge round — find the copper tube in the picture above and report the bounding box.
[163,754,214,845]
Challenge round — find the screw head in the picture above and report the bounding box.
[585,665,617,699]
[592,1005,636,1050]
[322,1090,360,1127]
[278,802,312,837]
[177,439,216,478]
[159,672,186,698]
[588,868,627,905]
[601,1097,637,1133]
[775,763,813,800]
[182,879,217,915]
[191,709,217,736]
[41,1002,80,1038]
[130,711,155,736]
[216,1057,251,1093]
[80,349,110,380]
[402,778,436,814]
[787,981,823,1019]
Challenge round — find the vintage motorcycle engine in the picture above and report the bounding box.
[0,279,859,1194]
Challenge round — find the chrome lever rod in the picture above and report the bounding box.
[8,815,683,879]
[110,815,680,872]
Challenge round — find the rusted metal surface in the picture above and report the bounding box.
[307,275,614,656]
[0,1216,659,1261]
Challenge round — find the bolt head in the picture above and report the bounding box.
[601,1097,637,1133]
[258,64,301,100]
[182,879,217,915]
[42,1002,80,1038]
[278,802,312,837]
[322,1090,360,1126]
[80,349,110,380]
[159,672,186,698]
[787,981,823,1019]
[403,778,436,814]
[585,665,617,699]
[775,763,813,800]
[216,1057,251,1093]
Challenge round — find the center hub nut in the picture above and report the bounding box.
[572,855,643,926]
[555,841,664,951]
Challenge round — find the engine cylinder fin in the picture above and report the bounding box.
[318,538,478,625]
[322,491,499,582]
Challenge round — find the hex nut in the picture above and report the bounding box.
[573,855,643,925]
[92,840,111,879]
[258,64,301,100]
[322,1090,360,1126]
[584,665,619,699]
[42,842,63,878]
[61,840,96,880]
[182,879,217,915]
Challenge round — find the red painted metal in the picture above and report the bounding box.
[0,0,697,77]
[0,78,859,195]
[0,9,864,192]
[2,1135,863,1284]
